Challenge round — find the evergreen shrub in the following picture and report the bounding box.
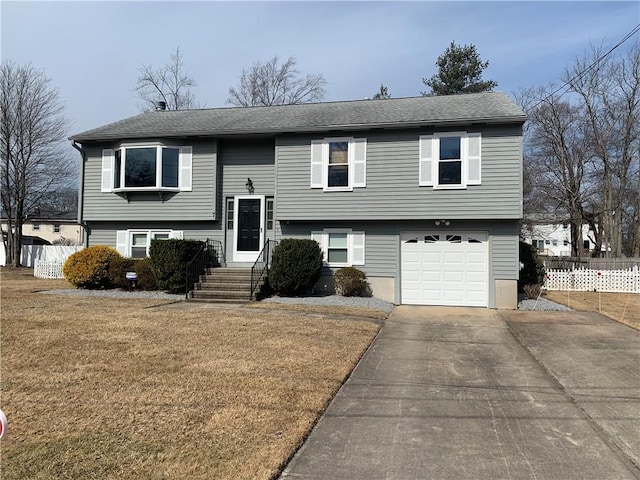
[269,238,323,296]
[63,245,121,289]
[518,240,545,292]
[149,239,204,293]
[333,266,368,297]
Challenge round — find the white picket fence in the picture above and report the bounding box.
[34,259,66,279]
[545,266,640,293]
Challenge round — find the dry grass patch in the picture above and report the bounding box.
[544,290,640,330]
[0,268,379,479]
[247,301,389,321]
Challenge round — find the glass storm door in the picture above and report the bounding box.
[233,196,264,262]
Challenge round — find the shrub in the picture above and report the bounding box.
[523,284,542,300]
[135,257,158,291]
[334,267,368,297]
[63,245,121,289]
[149,239,204,293]
[108,257,138,289]
[518,240,545,293]
[269,238,323,296]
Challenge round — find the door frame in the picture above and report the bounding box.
[233,195,265,262]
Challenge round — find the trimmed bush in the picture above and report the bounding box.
[334,267,368,297]
[108,257,138,289]
[269,238,323,296]
[108,257,158,291]
[518,240,545,292]
[135,257,158,291]
[149,239,204,293]
[63,245,121,289]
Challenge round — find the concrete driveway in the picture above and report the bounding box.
[280,306,640,480]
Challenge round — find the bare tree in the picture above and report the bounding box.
[565,44,640,257]
[520,86,589,257]
[0,61,73,266]
[135,47,200,111]
[520,43,640,258]
[227,56,326,107]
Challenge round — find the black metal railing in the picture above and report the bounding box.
[250,239,277,300]
[185,239,215,299]
[209,239,226,267]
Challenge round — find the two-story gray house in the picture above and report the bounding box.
[69,92,526,308]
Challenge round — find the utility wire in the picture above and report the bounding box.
[529,23,640,110]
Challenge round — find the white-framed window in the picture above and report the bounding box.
[32,223,40,231]
[115,229,183,258]
[311,229,365,267]
[419,132,481,189]
[310,137,366,191]
[266,197,274,230]
[226,198,234,230]
[53,224,61,233]
[102,144,192,193]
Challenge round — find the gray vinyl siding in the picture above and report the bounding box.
[279,219,519,306]
[87,221,223,248]
[275,125,523,221]
[82,140,217,221]
[219,139,275,262]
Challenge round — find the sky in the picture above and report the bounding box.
[1,0,639,145]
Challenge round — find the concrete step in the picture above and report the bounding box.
[187,297,250,305]
[196,282,251,292]
[191,289,252,301]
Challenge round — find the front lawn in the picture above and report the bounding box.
[0,268,379,479]
[544,290,640,331]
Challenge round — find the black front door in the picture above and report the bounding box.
[237,198,261,253]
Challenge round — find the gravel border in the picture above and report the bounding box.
[517,295,571,311]
[39,289,183,300]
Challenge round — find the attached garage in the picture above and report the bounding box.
[401,231,488,307]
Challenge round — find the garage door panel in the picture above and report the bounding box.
[401,231,487,307]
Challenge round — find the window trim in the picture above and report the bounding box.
[311,229,365,267]
[419,132,482,190]
[53,224,61,233]
[102,143,192,193]
[310,137,366,192]
[116,229,182,257]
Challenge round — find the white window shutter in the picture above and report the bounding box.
[352,138,366,188]
[467,133,481,185]
[169,231,184,239]
[351,232,365,266]
[116,230,127,256]
[310,140,324,188]
[179,146,193,191]
[101,149,114,192]
[419,136,434,186]
[311,231,326,264]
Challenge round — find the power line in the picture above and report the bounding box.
[529,23,640,110]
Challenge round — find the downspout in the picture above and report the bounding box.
[71,141,89,247]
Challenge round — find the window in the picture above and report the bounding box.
[102,145,192,193]
[310,137,366,191]
[563,240,569,246]
[116,230,182,257]
[32,223,40,231]
[311,229,365,267]
[419,132,481,189]
[266,198,274,230]
[226,198,234,230]
[53,224,61,233]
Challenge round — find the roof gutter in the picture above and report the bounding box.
[71,141,89,247]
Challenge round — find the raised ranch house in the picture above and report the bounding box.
[69,92,526,308]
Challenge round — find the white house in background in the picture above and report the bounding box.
[520,214,602,256]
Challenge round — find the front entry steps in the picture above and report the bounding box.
[188,267,260,303]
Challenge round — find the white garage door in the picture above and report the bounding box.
[401,232,488,307]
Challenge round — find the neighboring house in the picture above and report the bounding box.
[69,92,526,308]
[521,214,603,257]
[1,210,83,266]
[1,210,83,246]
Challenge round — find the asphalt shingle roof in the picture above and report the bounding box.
[70,92,527,142]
